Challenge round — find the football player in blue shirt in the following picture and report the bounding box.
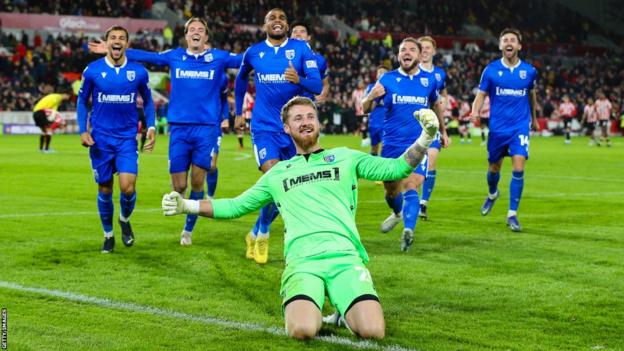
[417,36,449,220]
[234,8,322,264]
[290,21,330,104]
[77,26,156,253]
[470,28,538,232]
[363,38,448,251]
[362,65,389,156]
[90,18,242,245]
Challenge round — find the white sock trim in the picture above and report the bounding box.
[104,231,113,238]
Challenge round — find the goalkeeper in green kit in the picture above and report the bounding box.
[162,96,439,340]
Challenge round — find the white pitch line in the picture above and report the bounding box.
[0,281,419,351]
[232,152,252,161]
[0,208,161,219]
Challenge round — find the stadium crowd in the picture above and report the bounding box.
[1,2,623,134]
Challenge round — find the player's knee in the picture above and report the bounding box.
[287,322,319,340]
[120,183,135,195]
[356,323,385,339]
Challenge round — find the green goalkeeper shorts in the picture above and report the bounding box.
[280,252,378,316]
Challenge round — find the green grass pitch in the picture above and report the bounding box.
[0,134,623,351]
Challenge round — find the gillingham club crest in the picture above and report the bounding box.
[285,49,295,60]
[435,73,441,82]
[324,154,335,163]
[519,70,527,79]
[420,77,429,87]
[126,70,136,81]
[205,53,213,62]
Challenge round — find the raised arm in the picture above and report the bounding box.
[356,109,439,181]
[362,81,385,114]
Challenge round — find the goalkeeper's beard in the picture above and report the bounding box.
[291,129,320,150]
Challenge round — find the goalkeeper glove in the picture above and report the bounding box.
[413,108,440,148]
[162,191,200,216]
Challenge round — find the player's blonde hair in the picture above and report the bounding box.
[281,96,318,123]
[184,17,209,36]
[417,36,437,48]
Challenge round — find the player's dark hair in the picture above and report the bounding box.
[184,17,209,36]
[499,28,522,42]
[104,25,129,41]
[291,21,311,35]
[265,8,288,23]
[400,37,422,52]
[281,96,317,124]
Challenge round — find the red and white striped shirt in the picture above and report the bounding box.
[595,98,612,120]
[583,104,598,123]
[558,101,577,118]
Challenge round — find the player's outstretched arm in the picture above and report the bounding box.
[162,176,272,219]
[163,192,211,217]
[234,53,252,130]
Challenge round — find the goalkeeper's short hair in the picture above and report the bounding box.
[281,96,318,124]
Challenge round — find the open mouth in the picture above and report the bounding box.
[299,127,314,136]
[191,34,201,44]
[111,44,122,55]
[272,24,284,32]
[402,56,414,65]
[505,46,514,53]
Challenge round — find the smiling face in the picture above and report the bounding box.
[398,40,420,72]
[291,25,310,42]
[283,103,320,150]
[185,19,208,51]
[499,32,521,61]
[264,9,288,41]
[105,29,128,62]
[419,40,435,64]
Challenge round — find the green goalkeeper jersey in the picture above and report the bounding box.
[212,147,412,264]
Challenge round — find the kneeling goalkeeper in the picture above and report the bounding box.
[162,96,439,340]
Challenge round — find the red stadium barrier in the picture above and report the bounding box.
[0,12,166,33]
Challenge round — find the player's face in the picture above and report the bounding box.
[264,10,288,40]
[291,25,310,42]
[106,30,128,61]
[499,33,521,59]
[419,41,435,63]
[185,21,208,50]
[284,104,320,147]
[398,41,420,72]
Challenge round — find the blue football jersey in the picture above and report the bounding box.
[478,59,537,134]
[365,82,386,130]
[77,57,154,139]
[379,68,439,146]
[235,38,322,133]
[419,64,447,93]
[126,48,241,125]
[301,51,328,100]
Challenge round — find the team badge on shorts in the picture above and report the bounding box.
[93,169,99,182]
[420,77,429,87]
[126,71,135,81]
[285,49,295,60]
[519,70,527,79]
[205,53,213,62]
[259,148,267,160]
[324,154,335,163]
